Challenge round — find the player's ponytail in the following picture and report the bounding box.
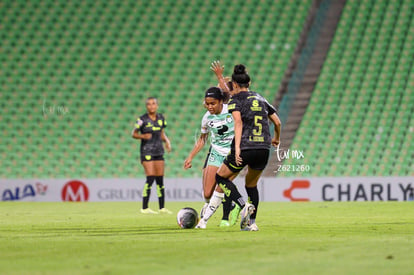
[232,64,250,88]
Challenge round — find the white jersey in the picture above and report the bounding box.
[201,104,234,156]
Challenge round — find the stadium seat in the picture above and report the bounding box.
[0,0,313,178]
[278,0,413,177]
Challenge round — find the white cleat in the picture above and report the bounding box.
[241,224,259,231]
[159,208,173,214]
[240,203,255,230]
[195,218,207,229]
[249,223,259,231]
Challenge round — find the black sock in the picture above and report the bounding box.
[246,186,259,220]
[142,176,156,209]
[216,174,245,208]
[221,194,232,220]
[155,176,165,209]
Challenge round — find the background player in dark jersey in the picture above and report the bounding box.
[132,97,172,214]
[215,64,281,231]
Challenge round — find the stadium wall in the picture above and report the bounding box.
[1,177,412,202]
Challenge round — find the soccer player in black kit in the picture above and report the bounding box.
[132,97,172,214]
[215,64,281,231]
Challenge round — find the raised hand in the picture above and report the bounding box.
[210,60,224,77]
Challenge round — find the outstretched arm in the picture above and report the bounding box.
[184,133,209,169]
[210,60,231,93]
[232,111,243,166]
[268,113,281,147]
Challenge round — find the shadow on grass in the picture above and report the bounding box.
[70,226,196,235]
[1,226,201,238]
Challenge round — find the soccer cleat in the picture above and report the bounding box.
[240,203,255,230]
[140,208,158,214]
[229,204,241,226]
[195,218,207,229]
[249,223,259,231]
[219,220,230,227]
[240,224,258,231]
[240,225,252,231]
[159,208,173,214]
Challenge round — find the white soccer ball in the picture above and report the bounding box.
[176,207,198,229]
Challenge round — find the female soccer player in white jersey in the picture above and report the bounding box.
[132,97,172,214]
[184,86,236,227]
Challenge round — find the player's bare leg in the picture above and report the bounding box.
[203,165,217,200]
[199,165,217,219]
[142,161,156,175]
[196,165,222,228]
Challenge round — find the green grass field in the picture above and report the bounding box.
[0,202,413,275]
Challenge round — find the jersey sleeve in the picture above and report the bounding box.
[134,117,144,131]
[227,97,241,113]
[265,100,277,115]
[200,112,210,134]
[258,94,277,115]
[162,115,167,129]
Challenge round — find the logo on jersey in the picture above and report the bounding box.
[208,119,228,129]
[157,119,163,127]
[251,99,262,111]
[226,114,233,124]
[135,119,144,129]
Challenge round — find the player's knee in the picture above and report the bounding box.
[203,188,214,200]
[245,182,258,188]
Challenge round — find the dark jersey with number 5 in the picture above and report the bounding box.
[227,91,277,150]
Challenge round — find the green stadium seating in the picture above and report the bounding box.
[278,0,413,177]
[0,0,312,178]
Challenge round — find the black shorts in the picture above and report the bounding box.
[223,148,269,173]
[141,154,164,162]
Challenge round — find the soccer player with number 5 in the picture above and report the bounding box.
[197,64,281,231]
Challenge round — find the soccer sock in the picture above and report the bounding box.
[216,174,245,209]
[155,176,165,209]
[142,176,156,209]
[200,202,209,219]
[221,194,232,220]
[202,191,224,222]
[246,186,259,220]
